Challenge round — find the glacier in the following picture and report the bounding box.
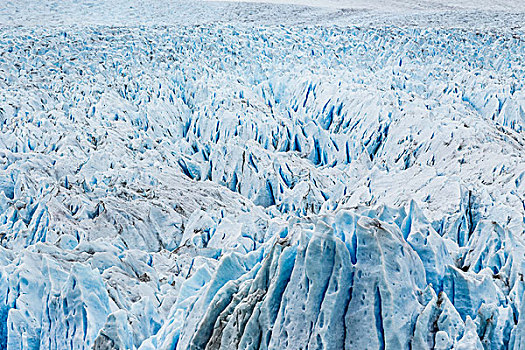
[1,1,525,349]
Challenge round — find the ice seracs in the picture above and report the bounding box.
[0,14,524,350]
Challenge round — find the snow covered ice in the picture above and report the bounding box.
[1,0,525,349]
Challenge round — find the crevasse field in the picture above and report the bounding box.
[1,1,525,349]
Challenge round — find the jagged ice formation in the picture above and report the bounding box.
[1,6,525,350]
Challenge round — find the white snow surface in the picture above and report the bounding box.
[1,1,525,350]
[2,0,525,28]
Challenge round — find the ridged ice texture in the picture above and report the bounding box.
[0,24,525,349]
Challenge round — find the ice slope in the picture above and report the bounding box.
[0,10,525,350]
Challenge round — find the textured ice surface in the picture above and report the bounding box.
[1,1,525,349]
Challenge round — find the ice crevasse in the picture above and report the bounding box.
[0,25,524,349]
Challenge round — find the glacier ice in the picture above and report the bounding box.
[1,3,525,349]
